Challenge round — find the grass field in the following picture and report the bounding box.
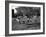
[12,18,40,30]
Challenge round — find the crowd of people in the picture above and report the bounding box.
[15,15,40,24]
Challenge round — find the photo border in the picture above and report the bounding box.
[5,1,45,36]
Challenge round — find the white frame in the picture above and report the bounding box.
[9,3,43,34]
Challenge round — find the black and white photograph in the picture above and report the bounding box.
[12,7,40,30]
[5,1,45,36]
